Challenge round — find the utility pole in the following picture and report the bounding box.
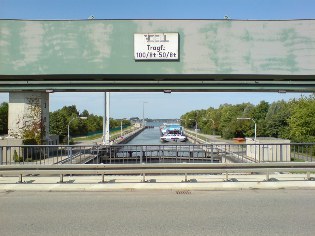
[103,92,110,145]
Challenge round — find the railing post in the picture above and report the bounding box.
[0,147,2,165]
[254,142,257,162]
[59,174,64,183]
[97,147,100,164]
[18,174,23,183]
[266,170,270,181]
[211,144,214,163]
[159,145,161,162]
[307,172,311,181]
[69,147,73,164]
[189,146,193,159]
[140,146,143,163]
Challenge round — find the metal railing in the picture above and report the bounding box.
[0,145,95,165]
[1,162,315,183]
[0,143,314,165]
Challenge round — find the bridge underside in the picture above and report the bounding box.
[1,19,314,93]
[1,74,314,92]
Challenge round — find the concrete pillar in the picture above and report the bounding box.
[8,92,49,142]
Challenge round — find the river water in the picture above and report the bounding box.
[127,122,192,145]
[95,122,213,164]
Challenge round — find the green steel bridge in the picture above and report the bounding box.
[0,19,314,92]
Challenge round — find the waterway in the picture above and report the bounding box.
[95,122,213,164]
[127,122,192,145]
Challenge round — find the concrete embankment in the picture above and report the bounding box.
[112,127,145,144]
[185,129,208,144]
[184,129,229,145]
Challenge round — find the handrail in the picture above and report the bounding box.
[1,143,314,165]
[1,142,315,147]
[2,162,315,169]
[1,162,315,183]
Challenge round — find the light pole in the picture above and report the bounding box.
[189,118,215,142]
[103,92,110,145]
[188,119,198,129]
[120,118,126,137]
[142,102,148,127]
[67,116,87,145]
[189,118,198,141]
[237,117,256,141]
[207,118,215,135]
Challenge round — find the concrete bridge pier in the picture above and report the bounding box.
[8,92,50,141]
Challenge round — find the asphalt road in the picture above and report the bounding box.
[1,190,315,236]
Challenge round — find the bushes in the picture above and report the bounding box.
[13,150,22,162]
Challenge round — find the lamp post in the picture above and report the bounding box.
[121,120,123,137]
[142,102,148,127]
[189,118,198,130]
[120,118,127,137]
[67,116,87,145]
[189,118,215,142]
[103,92,110,145]
[237,117,256,141]
[189,118,198,141]
[208,118,215,136]
[190,118,214,132]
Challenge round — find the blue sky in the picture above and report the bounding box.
[0,0,314,118]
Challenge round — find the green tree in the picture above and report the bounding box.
[69,117,88,136]
[179,95,315,143]
[60,105,79,117]
[219,103,250,139]
[0,102,8,134]
[265,100,290,138]
[49,105,130,143]
[81,109,89,117]
[251,101,269,137]
[233,103,254,138]
[199,107,216,134]
[180,110,199,129]
[49,111,68,142]
[86,114,102,133]
[288,95,315,142]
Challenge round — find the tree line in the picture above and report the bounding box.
[0,102,8,135]
[50,105,131,143]
[180,95,315,143]
[0,103,131,143]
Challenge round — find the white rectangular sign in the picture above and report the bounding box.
[134,33,179,60]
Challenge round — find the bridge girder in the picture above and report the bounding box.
[0,74,314,92]
[1,19,314,93]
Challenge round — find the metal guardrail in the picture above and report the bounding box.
[0,145,96,165]
[1,162,315,183]
[0,143,315,165]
